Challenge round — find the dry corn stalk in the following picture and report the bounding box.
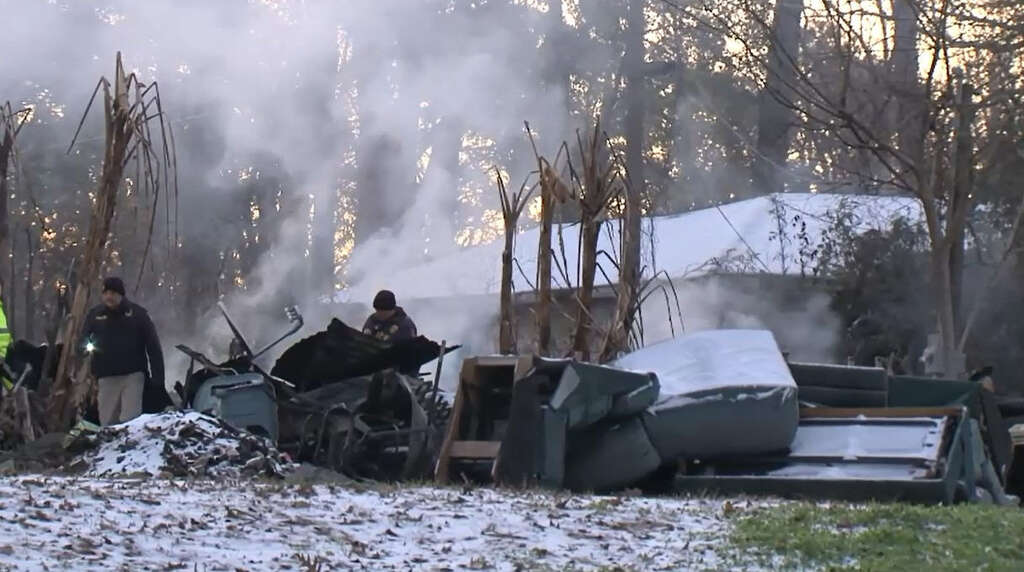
[525,122,570,356]
[496,168,536,355]
[568,121,622,361]
[600,134,643,362]
[49,53,177,430]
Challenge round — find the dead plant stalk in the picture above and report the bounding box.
[49,52,178,430]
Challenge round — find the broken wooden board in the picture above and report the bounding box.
[434,355,532,484]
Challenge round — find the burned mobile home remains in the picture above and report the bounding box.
[1,131,1018,507]
[169,302,1018,505]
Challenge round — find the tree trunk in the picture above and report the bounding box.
[24,228,35,342]
[422,116,464,245]
[932,244,959,376]
[572,217,602,360]
[949,81,974,338]
[667,67,691,212]
[354,130,411,247]
[309,190,337,294]
[496,172,526,356]
[499,223,516,355]
[544,0,574,115]
[891,0,925,174]
[535,170,555,356]
[920,81,973,378]
[7,228,15,339]
[752,0,804,196]
[600,0,646,363]
[0,117,14,331]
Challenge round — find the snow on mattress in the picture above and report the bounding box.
[612,329,797,409]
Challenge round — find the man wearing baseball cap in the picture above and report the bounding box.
[81,276,164,425]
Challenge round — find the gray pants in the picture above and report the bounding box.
[98,372,145,426]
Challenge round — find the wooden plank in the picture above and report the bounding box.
[800,407,962,419]
[512,355,534,384]
[930,415,954,479]
[449,440,501,459]
[437,355,532,483]
[435,362,472,483]
[474,355,523,367]
[13,387,37,442]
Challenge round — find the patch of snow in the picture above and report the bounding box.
[0,476,749,570]
[613,330,797,403]
[789,417,945,462]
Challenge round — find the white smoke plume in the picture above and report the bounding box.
[2,0,842,389]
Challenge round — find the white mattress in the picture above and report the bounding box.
[612,329,797,410]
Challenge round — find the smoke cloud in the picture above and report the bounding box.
[3,0,842,388]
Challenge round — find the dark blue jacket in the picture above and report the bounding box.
[81,300,164,385]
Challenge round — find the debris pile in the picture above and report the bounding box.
[176,309,457,481]
[67,411,293,479]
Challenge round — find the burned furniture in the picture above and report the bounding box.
[178,303,455,481]
[438,330,800,492]
[789,361,1018,500]
[3,340,57,392]
[175,303,301,440]
[615,330,799,462]
[192,374,278,441]
[437,329,1014,504]
[673,407,1015,505]
[436,355,662,491]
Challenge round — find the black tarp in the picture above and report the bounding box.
[270,318,458,393]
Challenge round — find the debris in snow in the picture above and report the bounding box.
[65,411,293,479]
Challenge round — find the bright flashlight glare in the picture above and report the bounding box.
[85,342,96,354]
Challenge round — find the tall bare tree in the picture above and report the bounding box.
[600,0,647,362]
[752,0,804,196]
[681,0,1020,375]
[0,103,30,337]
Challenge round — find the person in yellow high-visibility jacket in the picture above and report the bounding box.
[0,299,11,391]
[0,299,10,360]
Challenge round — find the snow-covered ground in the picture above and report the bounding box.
[0,476,742,571]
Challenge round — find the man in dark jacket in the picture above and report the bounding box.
[362,290,417,343]
[81,277,164,425]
